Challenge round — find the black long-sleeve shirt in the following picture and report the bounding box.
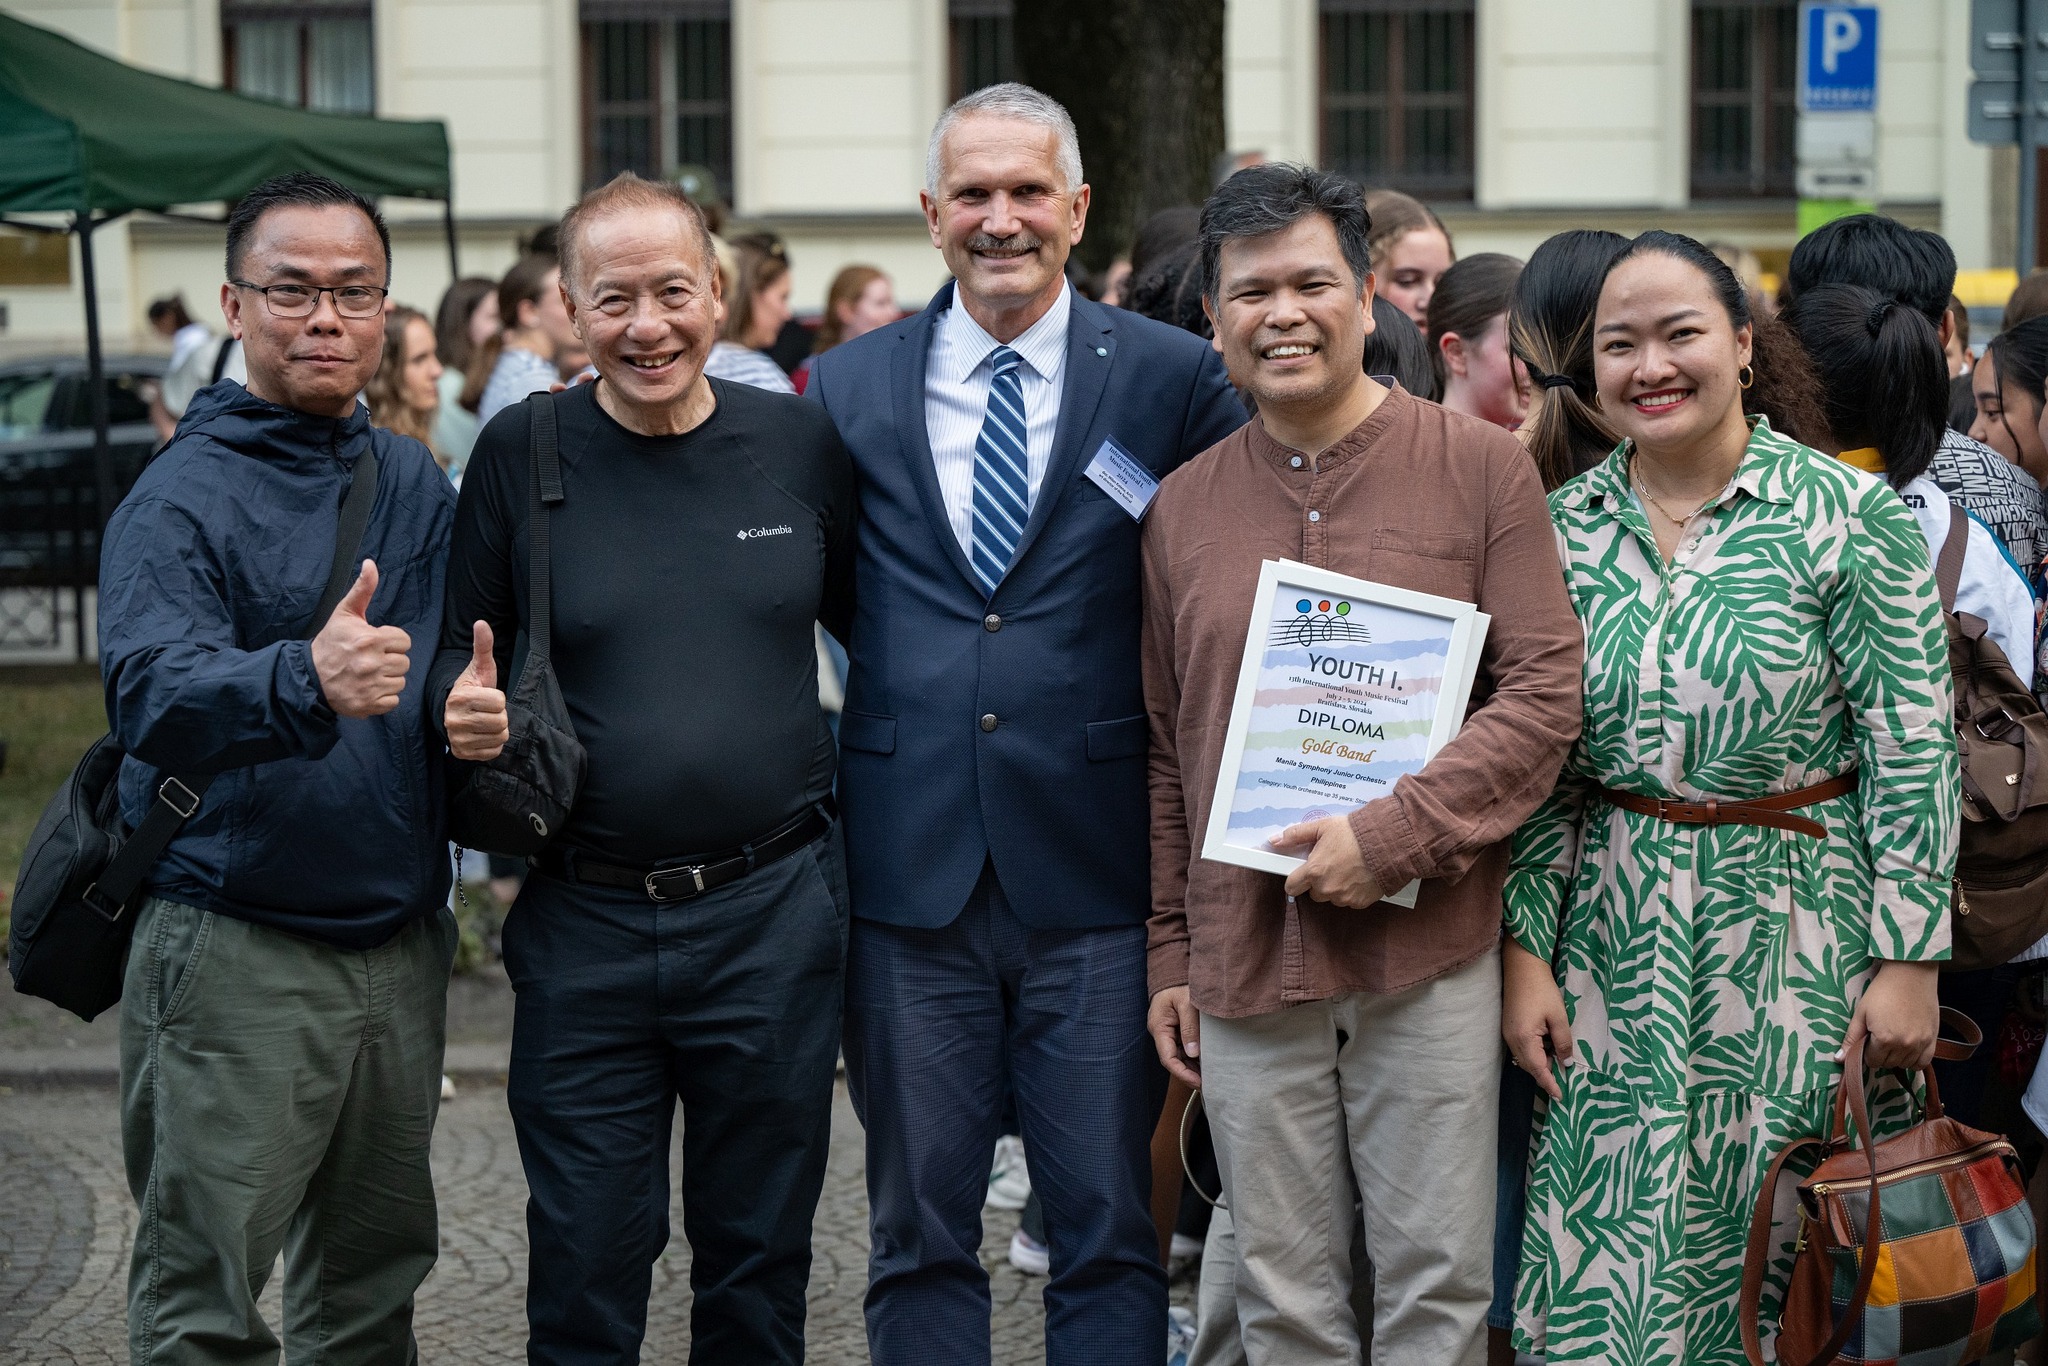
[428,379,855,861]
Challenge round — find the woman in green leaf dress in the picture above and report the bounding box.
[1500,232,1958,1365]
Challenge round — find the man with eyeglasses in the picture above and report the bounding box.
[427,171,854,1365]
[96,171,459,1365]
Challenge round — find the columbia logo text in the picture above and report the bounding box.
[737,525,795,540]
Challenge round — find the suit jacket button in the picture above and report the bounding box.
[980,713,999,733]
[984,613,1002,632]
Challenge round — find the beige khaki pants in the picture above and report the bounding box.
[1199,946,1501,1366]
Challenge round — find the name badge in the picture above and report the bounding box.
[1083,437,1160,521]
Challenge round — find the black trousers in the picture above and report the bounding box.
[503,826,849,1366]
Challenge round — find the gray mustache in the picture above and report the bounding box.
[966,233,1043,255]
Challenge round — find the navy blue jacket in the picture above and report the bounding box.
[97,382,456,948]
[808,286,1245,929]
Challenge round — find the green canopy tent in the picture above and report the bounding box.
[0,10,454,642]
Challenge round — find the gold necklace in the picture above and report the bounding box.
[1630,460,1716,527]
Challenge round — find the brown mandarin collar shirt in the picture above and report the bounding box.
[1142,387,1584,1018]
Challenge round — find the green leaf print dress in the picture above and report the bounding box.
[1505,420,1959,1365]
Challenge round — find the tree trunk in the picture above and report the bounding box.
[1013,0,1224,274]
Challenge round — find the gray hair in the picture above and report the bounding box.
[925,82,1084,197]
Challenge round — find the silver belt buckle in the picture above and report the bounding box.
[644,864,707,903]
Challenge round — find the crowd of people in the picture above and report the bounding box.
[97,75,2048,1366]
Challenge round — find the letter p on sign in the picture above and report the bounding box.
[1822,9,1860,72]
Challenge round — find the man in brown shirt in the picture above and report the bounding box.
[1143,165,1581,1365]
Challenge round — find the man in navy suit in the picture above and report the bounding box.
[807,82,1244,1364]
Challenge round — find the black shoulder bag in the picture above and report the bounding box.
[444,391,586,857]
[9,449,381,1021]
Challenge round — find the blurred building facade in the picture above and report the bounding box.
[0,0,2006,348]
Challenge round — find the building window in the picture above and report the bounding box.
[1319,0,1475,200]
[950,0,1014,101]
[580,3,733,199]
[223,0,374,113]
[1690,0,1796,199]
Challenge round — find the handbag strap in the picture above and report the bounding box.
[1935,502,1968,615]
[524,391,563,664]
[83,447,382,921]
[1740,1029,1883,1366]
[1739,1007,1984,1366]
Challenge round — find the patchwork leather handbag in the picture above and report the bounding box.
[1740,1008,2041,1366]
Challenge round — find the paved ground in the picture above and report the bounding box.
[0,1078,1089,1365]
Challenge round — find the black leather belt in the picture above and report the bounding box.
[531,798,834,903]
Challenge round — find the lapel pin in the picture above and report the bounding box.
[1096,346,1108,357]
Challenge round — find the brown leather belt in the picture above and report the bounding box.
[1595,770,1857,841]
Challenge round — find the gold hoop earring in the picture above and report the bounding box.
[1738,365,1755,390]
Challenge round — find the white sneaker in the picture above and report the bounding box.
[1007,1228,1049,1276]
[985,1133,1030,1210]
[1167,1306,1196,1365]
[440,1074,457,1101]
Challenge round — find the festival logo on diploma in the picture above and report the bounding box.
[1204,560,1489,908]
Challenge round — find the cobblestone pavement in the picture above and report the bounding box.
[1,1080,1185,1365]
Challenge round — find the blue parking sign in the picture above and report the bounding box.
[1800,3,1878,112]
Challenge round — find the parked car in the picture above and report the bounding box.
[0,354,165,586]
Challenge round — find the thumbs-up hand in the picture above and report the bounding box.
[310,560,413,718]
[444,619,509,761]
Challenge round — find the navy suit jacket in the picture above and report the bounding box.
[808,284,1245,930]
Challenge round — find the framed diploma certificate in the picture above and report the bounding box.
[1201,558,1491,909]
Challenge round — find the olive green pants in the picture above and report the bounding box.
[120,898,456,1366]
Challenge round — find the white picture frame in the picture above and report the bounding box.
[1200,558,1491,910]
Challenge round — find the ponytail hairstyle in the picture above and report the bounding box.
[460,251,559,414]
[1603,230,1831,450]
[1782,283,1949,489]
[1363,294,1438,400]
[1510,229,1627,490]
[1426,252,1522,391]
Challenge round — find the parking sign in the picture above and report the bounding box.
[1800,3,1879,112]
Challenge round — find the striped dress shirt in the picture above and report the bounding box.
[923,285,1070,555]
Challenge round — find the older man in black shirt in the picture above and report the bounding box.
[429,174,853,1366]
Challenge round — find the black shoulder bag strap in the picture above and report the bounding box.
[84,448,382,919]
[527,391,563,667]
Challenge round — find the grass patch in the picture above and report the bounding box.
[0,665,108,942]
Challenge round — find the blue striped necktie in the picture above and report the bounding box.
[970,345,1029,595]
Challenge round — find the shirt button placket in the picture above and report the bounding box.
[1304,469,1329,565]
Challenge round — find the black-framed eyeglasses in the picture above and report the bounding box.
[231,280,389,319]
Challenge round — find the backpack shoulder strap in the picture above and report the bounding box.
[525,391,561,663]
[85,447,382,920]
[1936,501,1968,616]
[310,447,380,631]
